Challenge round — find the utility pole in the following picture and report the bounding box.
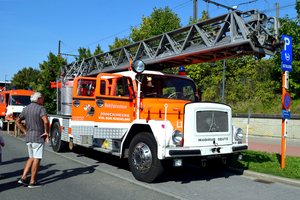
[276,2,279,21]
[58,40,61,55]
[193,0,198,21]
[57,40,79,57]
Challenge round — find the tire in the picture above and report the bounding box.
[128,132,164,183]
[51,122,67,152]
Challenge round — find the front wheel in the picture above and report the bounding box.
[128,132,164,183]
[51,122,67,152]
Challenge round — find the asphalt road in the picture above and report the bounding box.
[1,131,300,200]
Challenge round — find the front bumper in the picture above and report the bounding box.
[165,144,248,157]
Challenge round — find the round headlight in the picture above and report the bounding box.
[172,130,182,145]
[132,60,145,74]
[235,128,244,140]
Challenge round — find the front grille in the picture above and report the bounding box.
[196,111,228,132]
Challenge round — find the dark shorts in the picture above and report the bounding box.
[0,153,2,165]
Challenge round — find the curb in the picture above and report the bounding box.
[228,167,300,188]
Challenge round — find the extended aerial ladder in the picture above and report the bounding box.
[60,9,283,80]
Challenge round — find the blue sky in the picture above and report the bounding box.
[0,0,298,82]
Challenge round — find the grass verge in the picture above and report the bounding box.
[232,150,300,180]
[229,96,300,115]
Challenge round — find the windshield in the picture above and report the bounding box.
[139,74,198,102]
[9,95,31,106]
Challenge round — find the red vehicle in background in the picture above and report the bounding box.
[0,88,34,131]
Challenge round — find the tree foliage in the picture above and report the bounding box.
[93,44,104,56]
[188,10,210,25]
[76,47,92,61]
[109,37,132,51]
[130,7,182,42]
[186,56,276,105]
[11,67,41,90]
[39,52,67,114]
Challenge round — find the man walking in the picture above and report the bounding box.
[16,92,49,188]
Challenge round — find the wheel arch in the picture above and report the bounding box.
[121,124,153,159]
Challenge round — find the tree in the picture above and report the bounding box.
[39,52,67,114]
[188,10,210,25]
[11,67,41,90]
[186,56,276,108]
[109,37,132,51]
[93,44,104,56]
[76,47,92,61]
[130,7,182,42]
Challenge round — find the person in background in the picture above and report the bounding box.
[15,92,49,188]
[0,135,5,179]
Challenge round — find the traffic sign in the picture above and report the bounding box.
[282,110,291,119]
[281,61,292,71]
[282,92,291,110]
[281,35,292,62]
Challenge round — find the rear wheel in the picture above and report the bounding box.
[128,132,164,183]
[51,122,67,152]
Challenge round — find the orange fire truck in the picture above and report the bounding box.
[48,9,283,182]
[0,89,34,131]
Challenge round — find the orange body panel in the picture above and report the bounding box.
[140,98,185,133]
[0,92,6,117]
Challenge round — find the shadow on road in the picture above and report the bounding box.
[1,157,28,165]
[39,165,98,185]
[57,145,240,184]
[0,163,56,193]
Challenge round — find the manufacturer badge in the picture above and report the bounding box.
[96,100,104,108]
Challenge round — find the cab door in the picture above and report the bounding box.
[72,77,97,122]
[94,74,135,124]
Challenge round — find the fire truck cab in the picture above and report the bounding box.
[0,89,34,130]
